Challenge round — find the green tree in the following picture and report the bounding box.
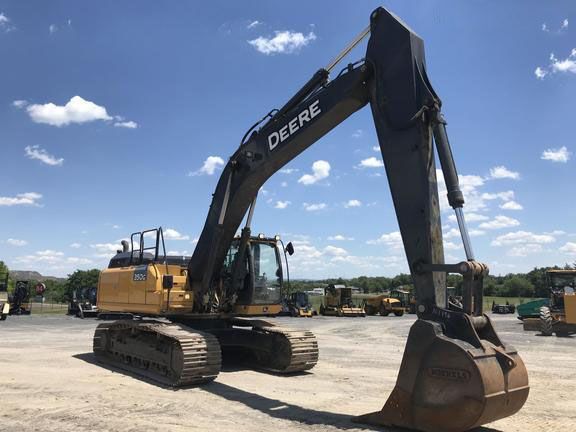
[502,276,534,297]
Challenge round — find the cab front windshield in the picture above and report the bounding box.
[252,241,282,304]
[549,273,576,292]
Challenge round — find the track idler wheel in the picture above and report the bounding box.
[355,317,529,432]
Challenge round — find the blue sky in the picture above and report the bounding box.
[1,1,575,278]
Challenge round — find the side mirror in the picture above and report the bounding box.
[162,275,174,289]
[285,242,294,256]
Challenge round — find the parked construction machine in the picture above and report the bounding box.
[0,271,9,320]
[68,287,99,318]
[9,281,32,315]
[320,285,365,317]
[283,291,316,317]
[540,269,576,336]
[363,294,404,316]
[92,7,528,431]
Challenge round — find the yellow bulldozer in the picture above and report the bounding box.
[363,294,404,316]
[319,285,365,317]
[540,269,576,336]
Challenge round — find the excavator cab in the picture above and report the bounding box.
[227,235,287,316]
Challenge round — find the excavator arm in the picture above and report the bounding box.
[188,8,529,431]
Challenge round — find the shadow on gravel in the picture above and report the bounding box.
[201,382,504,432]
[73,352,312,387]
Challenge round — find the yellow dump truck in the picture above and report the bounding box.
[364,294,404,316]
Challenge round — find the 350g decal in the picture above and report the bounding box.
[133,265,148,282]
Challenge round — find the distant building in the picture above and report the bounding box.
[307,288,325,296]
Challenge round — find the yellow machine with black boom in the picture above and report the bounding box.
[92,7,529,431]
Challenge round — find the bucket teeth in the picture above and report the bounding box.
[355,318,529,432]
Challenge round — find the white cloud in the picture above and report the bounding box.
[550,49,576,74]
[500,201,523,210]
[352,129,363,139]
[508,244,544,257]
[448,212,489,223]
[367,231,403,249]
[25,96,113,127]
[344,199,362,208]
[189,156,225,176]
[280,168,298,174]
[542,23,549,32]
[90,243,120,257]
[482,191,515,202]
[541,146,570,163]
[164,228,189,240]
[535,67,548,79]
[443,228,461,240]
[303,202,326,211]
[248,30,316,55]
[469,229,486,237]
[24,145,64,166]
[66,257,93,265]
[280,181,288,187]
[536,49,576,79]
[491,230,556,247]
[274,200,291,209]
[114,120,138,129]
[247,20,261,29]
[327,235,354,241]
[0,192,43,207]
[479,215,520,230]
[560,242,576,255]
[444,241,461,251]
[69,242,82,249]
[298,160,330,185]
[0,12,15,32]
[49,24,57,34]
[323,245,348,257]
[561,19,569,30]
[372,146,380,152]
[12,100,27,108]
[6,238,27,246]
[358,156,384,168]
[489,165,519,180]
[492,230,557,256]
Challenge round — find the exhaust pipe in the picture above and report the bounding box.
[121,240,130,253]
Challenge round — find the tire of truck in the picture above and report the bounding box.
[540,306,554,336]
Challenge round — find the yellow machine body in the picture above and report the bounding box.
[321,287,365,317]
[233,303,282,316]
[364,295,404,316]
[0,291,9,320]
[565,294,576,324]
[97,264,192,315]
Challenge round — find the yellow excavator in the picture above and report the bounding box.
[92,7,529,431]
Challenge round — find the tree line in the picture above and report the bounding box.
[1,260,574,302]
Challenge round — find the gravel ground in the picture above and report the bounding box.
[0,313,575,432]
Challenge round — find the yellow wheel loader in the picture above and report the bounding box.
[320,285,365,317]
[364,294,404,316]
[91,7,528,431]
[540,269,576,336]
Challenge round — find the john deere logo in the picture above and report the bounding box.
[428,367,471,382]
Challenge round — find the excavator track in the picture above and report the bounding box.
[93,320,221,386]
[212,324,318,374]
[258,326,319,373]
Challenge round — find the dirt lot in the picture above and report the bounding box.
[1,314,575,432]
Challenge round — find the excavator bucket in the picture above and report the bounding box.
[355,316,529,432]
